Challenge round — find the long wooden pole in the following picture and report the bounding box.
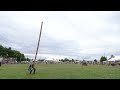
[34,21,43,61]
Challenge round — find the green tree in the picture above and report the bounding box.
[100,56,107,64]
[64,58,69,61]
[72,59,74,62]
[0,44,28,61]
[27,58,30,61]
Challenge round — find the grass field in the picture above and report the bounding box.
[0,64,120,79]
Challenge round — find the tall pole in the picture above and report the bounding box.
[34,21,43,61]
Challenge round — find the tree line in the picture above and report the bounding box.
[0,45,30,62]
[59,57,108,63]
[59,58,79,62]
[0,44,109,63]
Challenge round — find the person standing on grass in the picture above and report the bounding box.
[31,61,36,74]
[28,63,32,74]
[28,60,36,74]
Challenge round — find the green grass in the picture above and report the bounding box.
[0,64,120,79]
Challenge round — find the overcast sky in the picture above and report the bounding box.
[0,11,120,60]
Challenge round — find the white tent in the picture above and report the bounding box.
[114,56,120,61]
[108,58,116,61]
[107,56,120,61]
[45,57,53,61]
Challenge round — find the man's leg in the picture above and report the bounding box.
[33,68,36,74]
[30,70,32,74]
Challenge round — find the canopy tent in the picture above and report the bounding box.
[107,58,116,61]
[45,57,53,61]
[107,56,120,61]
[114,56,120,61]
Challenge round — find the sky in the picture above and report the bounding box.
[0,11,120,60]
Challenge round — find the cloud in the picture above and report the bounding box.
[0,11,120,60]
